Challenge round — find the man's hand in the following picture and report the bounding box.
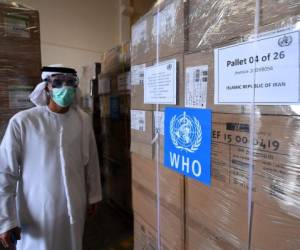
[0,227,21,248]
[87,203,99,219]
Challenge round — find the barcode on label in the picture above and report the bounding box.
[138,119,144,131]
[194,69,200,82]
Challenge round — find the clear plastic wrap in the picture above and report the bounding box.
[0,0,41,141]
[131,0,300,249]
[98,41,132,212]
[101,41,131,76]
[131,0,185,65]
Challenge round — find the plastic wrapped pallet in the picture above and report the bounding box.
[131,0,300,249]
[101,41,130,75]
[187,0,300,249]
[0,1,41,141]
[98,41,132,212]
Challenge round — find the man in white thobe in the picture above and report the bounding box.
[0,66,102,250]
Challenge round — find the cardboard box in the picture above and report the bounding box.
[0,3,41,78]
[102,41,130,75]
[131,141,154,160]
[0,3,41,142]
[130,62,155,111]
[131,14,153,65]
[186,218,238,250]
[134,214,172,250]
[147,0,185,59]
[102,157,132,212]
[102,137,130,162]
[130,110,153,144]
[211,113,300,203]
[98,76,111,95]
[187,0,298,53]
[186,179,249,249]
[251,115,300,218]
[132,182,184,250]
[211,113,300,217]
[131,0,185,64]
[132,152,184,250]
[251,203,300,250]
[259,0,299,27]
[114,93,131,117]
[159,112,300,249]
[187,0,255,52]
[99,95,110,118]
[131,84,155,111]
[117,71,131,91]
[132,153,184,215]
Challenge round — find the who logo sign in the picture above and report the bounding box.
[164,107,212,186]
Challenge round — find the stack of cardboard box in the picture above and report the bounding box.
[99,41,132,212]
[130,0,186,248]
[131,0,300,249]
[0,2,41,141]
[186,1,300,249]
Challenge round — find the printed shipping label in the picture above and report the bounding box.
[154,111,165,135]
[144,59,177,104]
[214,27,300,104]
[4,14,30,38]
[132,19,147,46]
[210,113,300,208]
[131,64,146,85]
[131,110,146,132]
[185,65,208,108]
[99,78,111,94]
[110,96,120,119]
[117,72,131,90]
[152,1,178,38]
[9,86,34,109]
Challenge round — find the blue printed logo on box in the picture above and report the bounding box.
[164,107,212,186]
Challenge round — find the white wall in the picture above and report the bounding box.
[22,0,120,95]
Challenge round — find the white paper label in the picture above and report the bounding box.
[144,59,177,104]
[131,64,146,85]
[9,86,34,109]
[185,65,208,108]
[117,72,131,90]
[214,27,300,104]
[154,111,164,135]
[132,19,147,46]
[152,1,178,39]
[98,77,111,94]
[131,110,146,132]
[4,15,30,38]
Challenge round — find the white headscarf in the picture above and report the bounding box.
[29,64,63,106]
[29,64,81,107]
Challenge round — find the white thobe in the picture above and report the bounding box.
[0,106,102,250]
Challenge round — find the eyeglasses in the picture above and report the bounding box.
[47,74,79,88]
